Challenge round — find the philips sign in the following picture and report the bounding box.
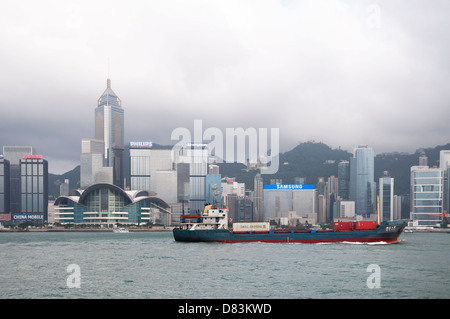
[264,184,315,190]
[130,142,152,148]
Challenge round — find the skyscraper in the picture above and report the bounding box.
[0,156,10,215]
[3,146,35,214]
[187,144,208,214]
[350,145,375,218]
[440,150,450,213]
[379,171,394,222]
[337,160,350,200]
[253,173,264,222]
[410,165,444,226]
[95,78,124,187]
[19,155,48,220]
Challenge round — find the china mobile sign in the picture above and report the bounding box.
[13,214,44,221]
[171,120,279,174]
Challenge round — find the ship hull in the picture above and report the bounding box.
[173,220,407,244]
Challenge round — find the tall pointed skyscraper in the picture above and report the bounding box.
[95,78,124,187]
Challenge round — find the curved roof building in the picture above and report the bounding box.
[54,183,170,226]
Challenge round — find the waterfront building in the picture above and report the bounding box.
[350,145,375,218]
[263,184,317,224]
[410,165,444,227]
[379,171,394,222]
[54,183,170,226]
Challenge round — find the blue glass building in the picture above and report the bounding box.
[350,145,374,217]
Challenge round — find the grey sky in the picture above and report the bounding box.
[1,0,449,174]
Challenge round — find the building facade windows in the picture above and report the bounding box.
[410,166,444,227]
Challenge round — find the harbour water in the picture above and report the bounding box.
[0,231,449,299]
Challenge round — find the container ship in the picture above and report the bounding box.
[172,204,407,244]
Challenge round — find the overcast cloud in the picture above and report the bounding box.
[1,0,449,174]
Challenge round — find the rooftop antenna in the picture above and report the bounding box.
[107,57,110,79]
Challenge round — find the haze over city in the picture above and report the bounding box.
[1,0,449,174]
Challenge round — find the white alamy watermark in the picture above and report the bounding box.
[366,4,381,29]
[366,264,381,289]
[66,264,81,288]
[171,120,280,174]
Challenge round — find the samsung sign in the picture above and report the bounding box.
[13,214,44,221]
[264,184,315,190]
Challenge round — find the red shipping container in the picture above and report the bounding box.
[333,222,353,231]
[355,221,377,230]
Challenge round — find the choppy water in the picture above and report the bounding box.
[0,231,449,299]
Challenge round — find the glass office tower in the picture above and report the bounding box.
[337,160,350,200]
[0,157,10,215]
[410,166,444,226]
[350,145,374,218]
[130,147,151,191]
[95,78,124,187]
[20,156,48,220]
[3,146,35,214]
[379,172,394,222]
[188,144,208,214]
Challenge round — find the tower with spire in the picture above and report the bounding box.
[93,78,124,188]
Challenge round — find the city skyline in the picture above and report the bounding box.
[1,1,450,174]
